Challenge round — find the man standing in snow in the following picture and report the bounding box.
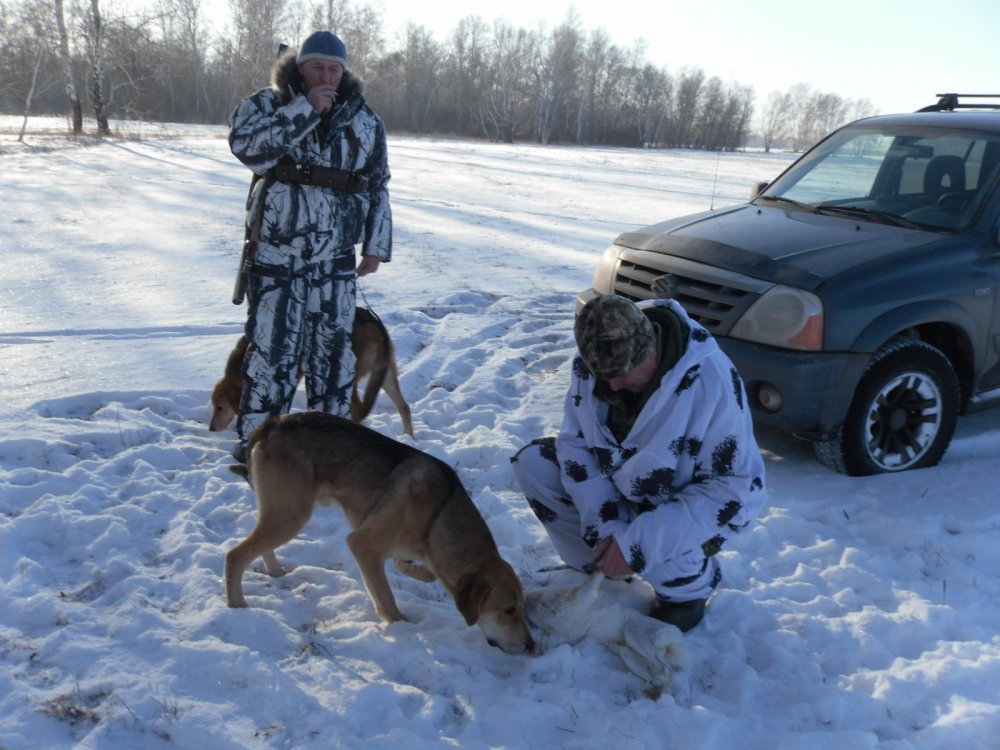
[512,295,766,631]
[227,30,392,460]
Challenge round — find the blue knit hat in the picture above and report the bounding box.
[296,31,348,68]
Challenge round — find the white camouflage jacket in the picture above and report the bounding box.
[556,299,767,572]
[228,53,392,260]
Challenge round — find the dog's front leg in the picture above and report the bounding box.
[348,532,407,623]
[224,547,250,608]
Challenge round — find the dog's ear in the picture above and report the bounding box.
[229,464,250,480]
[455,573,492,626]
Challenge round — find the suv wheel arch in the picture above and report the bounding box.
[814,338,960,475]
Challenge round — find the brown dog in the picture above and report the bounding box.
[209,307,413,436]
[225,411,535,655]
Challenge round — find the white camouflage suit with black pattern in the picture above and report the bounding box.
[228,52,392,443]
[512,299,766,602]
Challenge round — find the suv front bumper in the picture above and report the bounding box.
[718,336,871,441]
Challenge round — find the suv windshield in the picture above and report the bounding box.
[757,123,1000,231]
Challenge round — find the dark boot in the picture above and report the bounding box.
[649,597,706,632]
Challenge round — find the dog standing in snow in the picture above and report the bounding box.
[225,411,535,655]
[210,307,413,436]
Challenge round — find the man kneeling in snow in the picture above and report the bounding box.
[512,294,767,631]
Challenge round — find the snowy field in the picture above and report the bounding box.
[1,116,999,750]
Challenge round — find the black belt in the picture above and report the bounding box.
[272,162,369,193]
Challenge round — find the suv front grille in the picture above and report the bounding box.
[610,250,770,335]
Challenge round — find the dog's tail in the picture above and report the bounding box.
[228,414,281,482]
[225,335,250,377]
[356,313,392,422]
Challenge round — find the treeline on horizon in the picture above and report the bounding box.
[1,0,875,152]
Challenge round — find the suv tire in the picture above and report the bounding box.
[814,338,959,475]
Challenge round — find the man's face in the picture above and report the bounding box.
[299,59,344,91]
[607,351,658,393]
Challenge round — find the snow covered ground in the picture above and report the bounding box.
[2,117,999,749]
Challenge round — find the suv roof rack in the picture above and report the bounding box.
[918,93,1000,112]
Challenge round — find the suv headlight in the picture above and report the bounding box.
[730,286,824,350]
[590,244,622,292]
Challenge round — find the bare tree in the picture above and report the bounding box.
[480,20,535,143]
[305,0,385,79]
[442,16,487,136]
[847,97,876,121]
[670,67,704,148]
[719,84,754,151]
[758,90,793,152]
[83,0,110,135]
[160,0,210,121]
[367,48,405,126]
[792,87,847,151]
[226,0,291,96]
[0,2,868,154]
[695,76,727,149]
[0,0,56,138]
[393,23,442,132]
[812,92,846,141]
[532,14,580,144]
[788,83,813,152]
[574,26,608,144]
[99,13,176,122]
[18,48,46,141]
[53,0,83,133]
[630,62,671,147]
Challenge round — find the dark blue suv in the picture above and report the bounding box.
[578,94,1000,475]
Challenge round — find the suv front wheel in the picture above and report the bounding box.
[814,338,960,475]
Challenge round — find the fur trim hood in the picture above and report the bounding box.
[269,47,364,106]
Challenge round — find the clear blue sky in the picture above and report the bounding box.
[376,0,1000,116]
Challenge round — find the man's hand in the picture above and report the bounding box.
[306,84,338,114]
[357,255,380,277]
[591,537,634,579]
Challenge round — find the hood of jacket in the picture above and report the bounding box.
[269,47,365,107]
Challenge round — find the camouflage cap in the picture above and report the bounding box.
[574,295,655,379]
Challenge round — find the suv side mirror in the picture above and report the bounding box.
[751,181,769,199]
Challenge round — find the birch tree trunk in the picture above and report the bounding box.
[88,0,111,135]
[18,49,46,142]
[54,0,84,134]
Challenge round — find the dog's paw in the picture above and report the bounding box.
[650,621,690,671]
[375,606,410,624]
[608,611,688,687]
[261,552,288,577]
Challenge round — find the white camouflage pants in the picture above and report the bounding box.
[511,438,722,602]
[237,240,357,442]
